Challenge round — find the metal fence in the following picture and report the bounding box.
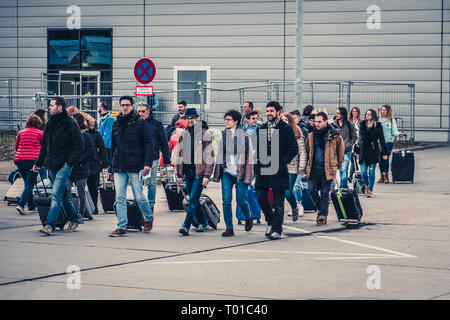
[0,77,416,139]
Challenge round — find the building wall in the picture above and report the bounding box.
[0,0,448,141]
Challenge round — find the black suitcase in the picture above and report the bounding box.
[33,173,69,231]
[99,173,116,213]
[180,186,221,230]
[114,200,145,231]
[351,157,366,195]
[331,186,363,227]
[191,194,221,230]
[162,181,185,211]
[391,134,414,183]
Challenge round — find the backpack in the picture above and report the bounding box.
[8,169,22,184]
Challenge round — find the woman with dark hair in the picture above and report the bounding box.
[378,104,402,183]
[281,113,307,221]
[34,109,47,130]
[348,106,361,182]
[354,109,389,198]
[69,112,96,221]
[83,112,108,215]
[14,114,43,214]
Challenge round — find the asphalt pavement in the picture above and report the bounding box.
[0,146,449,300]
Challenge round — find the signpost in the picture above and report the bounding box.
[134,58,156,97]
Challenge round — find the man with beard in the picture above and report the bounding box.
[305,112,345,225]
[33,96,84,235]
[254,101,298,240]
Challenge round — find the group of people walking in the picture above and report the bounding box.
[12,94,402,240]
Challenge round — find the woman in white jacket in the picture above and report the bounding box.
[281,113,307,221]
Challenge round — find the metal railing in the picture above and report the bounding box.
[0,77,416,139]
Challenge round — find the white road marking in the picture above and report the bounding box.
[145,258,281,265]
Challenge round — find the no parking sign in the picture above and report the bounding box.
[134,58,156,84]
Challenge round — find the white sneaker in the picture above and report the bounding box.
[298,205,304,217]
[265,225,273,237]
[287,211,292,217]
[268,232,282,240]
[16,205,25,215]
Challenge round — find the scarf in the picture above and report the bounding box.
[117,109,136,125]
[313,124,330,150]
[267,117,280,142]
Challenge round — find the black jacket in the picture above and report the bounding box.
[254,119,298,190]
[70,131,96,181]
[87,129,108,176]
[145,114,171,164]
[354,120,389,165]
[111,109,153,173]
[35,109,84,171]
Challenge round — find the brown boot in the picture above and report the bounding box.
[366,189,373,198]
[383,173,389,184]
[143,218,154,233]
[377,175,385,183]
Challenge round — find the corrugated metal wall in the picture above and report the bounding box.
[0,0,448,141]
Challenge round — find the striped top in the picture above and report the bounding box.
[14,127,43,162]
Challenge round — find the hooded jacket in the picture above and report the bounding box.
[305,124,345,180]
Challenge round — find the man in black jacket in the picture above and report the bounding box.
[108,96,155,237]
[138,101,170,214]
[33,96,84,235]
[254,101,298,240]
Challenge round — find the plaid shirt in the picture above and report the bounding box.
[267,117,280,142]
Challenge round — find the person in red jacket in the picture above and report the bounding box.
[159,119,187,168]
[14,114,44,214]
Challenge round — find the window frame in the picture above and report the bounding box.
[173,66,211,110]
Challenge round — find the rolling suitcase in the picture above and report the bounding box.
[391,135,414,183]
[352,157,366,195]
[99,173,115,213]
[34,172,68,231]
[192,194,221,229]
[236,186,261,224]
[181,187,220,230]
[160,166,185,211]
[113,200,146,231]
[4,178,24,205]
[331,181,363,228]
[162,181,185,211]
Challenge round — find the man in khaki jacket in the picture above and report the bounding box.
[305,112,345,225]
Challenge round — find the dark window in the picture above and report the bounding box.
[177,70,207,105]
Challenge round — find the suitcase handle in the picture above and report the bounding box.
[34,170,49,197]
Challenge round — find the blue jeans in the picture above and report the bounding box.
[47,164,79,228]
[361,162,377,191]
[221,172,250,230]
[379,142,393,173]
[307,168,333,216]
[339,152,352,188]
[293,174,303,203]
[183,167,207,229]
[114,172,153,230]
[16,160,38,209]
[145,159,159,213]
[285,173,298,210]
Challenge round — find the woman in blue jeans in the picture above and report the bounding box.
[354,109,389,198]
[281,113,307,221]
[378,104,402,184]
[14,114,44,214]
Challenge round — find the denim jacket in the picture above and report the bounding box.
[380,118,400,143]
